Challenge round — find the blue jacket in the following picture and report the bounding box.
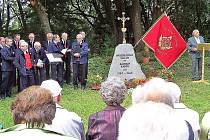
[71,41,88,64]
[45,42,60,53]
[0,46,15,71]
[13,48,36,76]
[187,36,204,57]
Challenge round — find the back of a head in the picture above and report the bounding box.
[132,77,174,107]
[118,102,189,140]
[11,86,56,128]
[132,85,144,104]
[167,82,181,103]
[100,76,127,106]
[41,79,62,98]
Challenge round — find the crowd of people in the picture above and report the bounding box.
[0,31,89,99]
[0,77,210,140]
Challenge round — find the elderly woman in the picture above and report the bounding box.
[86,76,127,140]
[0,86,78,140]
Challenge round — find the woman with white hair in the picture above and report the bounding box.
[118,102,191,140]
[86,76,127,140]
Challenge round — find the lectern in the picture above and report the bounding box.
[194,43,210,84]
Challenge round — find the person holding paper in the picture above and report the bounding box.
[50,34,64,86]
[187,29,205,81]
[42,32,54,80]
[72,34,88,90]
[33,42,47,85]
[61,32,72,85]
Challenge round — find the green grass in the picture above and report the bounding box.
[1,51,210,131]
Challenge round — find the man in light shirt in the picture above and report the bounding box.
[41,80,85,140]
[187,29,205,81]
[168,82,200,140]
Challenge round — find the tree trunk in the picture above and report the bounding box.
[131,0,143,48]
[115,0,125,44]
[6,4,10,36]
[16,0,27,34]
[131,0,145,62]
[30,0,51,36]
[100,0,117,45]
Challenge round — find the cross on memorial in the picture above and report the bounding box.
[117,12,130,44]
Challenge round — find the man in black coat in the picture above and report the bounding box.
[14,41,36,92]
[0,37,15,99]
[61,32,72,85]
[33,42,47,85]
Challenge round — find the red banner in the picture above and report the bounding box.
[142,14,186,68]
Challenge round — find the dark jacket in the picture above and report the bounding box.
[33,47,48,65]
[1,46,15,71]
[13,48,36,76]
[72,41,88,64]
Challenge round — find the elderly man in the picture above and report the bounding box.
[28,33,35,48]
[132,77,174,107]
[187,29,205,81]
[33,42,47,85]
[86,76,127,140]
[131,78,194,140]
[201,112,210,140]
[41,79,85,140]
[80,31,89,82]
[14,41,36,91]
[42,32,54,80]
[118,102,191,140]
[61,32,72,85]
[168,82,200,140]
[0,86,77,140]
[0,37,15,99]
[72,34,88,89]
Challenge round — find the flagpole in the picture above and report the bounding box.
[133,38,142,49]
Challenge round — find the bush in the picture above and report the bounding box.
[88,56,110,79]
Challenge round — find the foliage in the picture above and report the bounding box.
[87,74,103,85]
[157,68,175,80]
[88,56,110,78]
[124,78,146,89]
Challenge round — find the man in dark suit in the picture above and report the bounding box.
[28,33,35,48]
[33,42,47,85]
[14,41,36,92]
[0,37,6,86]
[187,29,205,81]
[80,31,89,82]
[72,34,88,89]
[0,37,15,99]
[11,34,21,88]
[42,32,54,79]
[61,32,72,85]
[50,34,64,86]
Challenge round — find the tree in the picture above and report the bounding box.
[29,0,51,36]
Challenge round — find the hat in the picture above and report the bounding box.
[41,80,62,97]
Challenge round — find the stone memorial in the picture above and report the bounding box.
[108,44,146,80]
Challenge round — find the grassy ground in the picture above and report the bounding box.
[1,51,210,131]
